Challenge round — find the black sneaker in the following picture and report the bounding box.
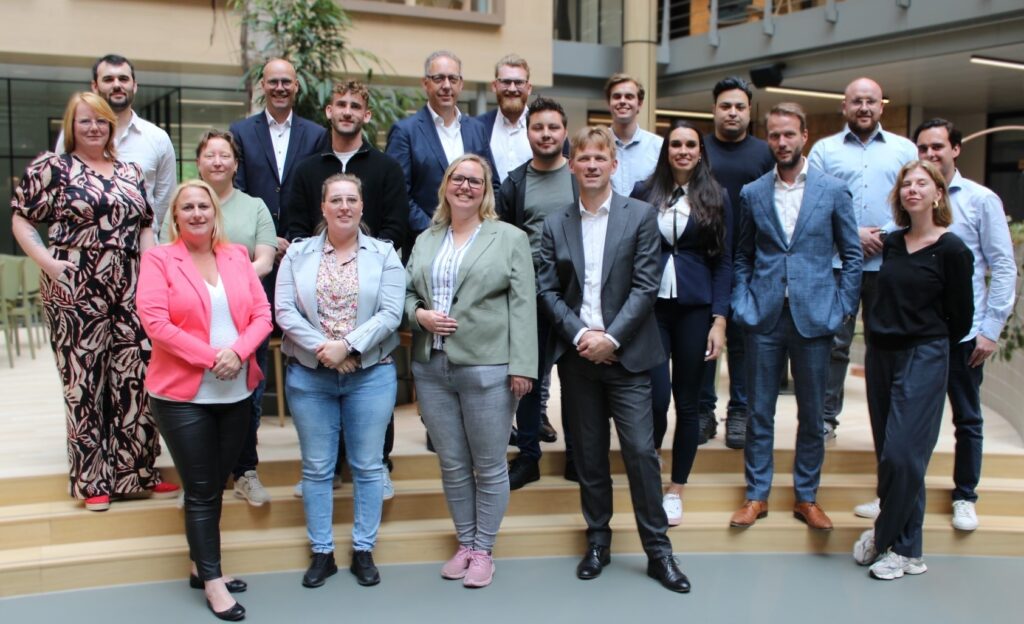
[725,413,746,450]
[539,415,558,443]
[302,552,338,588]
[508,456,540,490]
[697,409,717,445]
[350,550,380,586]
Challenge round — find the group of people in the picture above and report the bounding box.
[9,47,1016,621]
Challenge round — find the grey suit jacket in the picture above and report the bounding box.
[731,167,863,338]
[537,193,666,373]
[404,219,538,379]
[275,232,404,369]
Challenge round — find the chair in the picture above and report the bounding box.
[20,259,47,347]
[0,258,14,367]
[0,256,37,364]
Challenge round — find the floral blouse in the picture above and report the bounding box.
[316,241,359,341]
[11,152,153,253]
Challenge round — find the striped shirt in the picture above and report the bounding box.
[430,224,482,349]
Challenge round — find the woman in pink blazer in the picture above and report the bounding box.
[137,180,272,622]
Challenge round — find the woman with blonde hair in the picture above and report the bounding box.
[405,154,537,588]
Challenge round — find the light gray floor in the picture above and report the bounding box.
[2,553,1019,623]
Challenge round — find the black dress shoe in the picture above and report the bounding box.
[646,555,691,593]
[564,459,579,483]
[539,415,558,443]
[302,552,338,588]
[190,574,247,593]
[207,599,246,621]
[509,426,519,446]
[508,456,540,490]
[697,409,717,445]
[576,544,610,579]
[350,550,381,586]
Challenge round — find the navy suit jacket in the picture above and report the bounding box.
[732,167,863,338]
[386,106,497,234]
[230,111,329,236]
[475,108,571,160]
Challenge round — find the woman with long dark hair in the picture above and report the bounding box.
[630,120,732,526]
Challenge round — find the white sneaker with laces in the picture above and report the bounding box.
[853,529,877,566]
[854,498,880,519]
[662,493,683,526]
[233,470,271,507]
[869,550,927,580]
[903,557,928,575]
[952,500,979,531]
[382,469,395,501]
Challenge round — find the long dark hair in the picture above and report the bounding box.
[643,120,726,258]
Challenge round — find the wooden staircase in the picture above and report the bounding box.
[3,445,1024,597]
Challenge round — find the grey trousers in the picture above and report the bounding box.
[413,351,516,552]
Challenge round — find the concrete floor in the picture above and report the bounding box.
[1,553,1019,624]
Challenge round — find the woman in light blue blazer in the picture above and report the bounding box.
[276,173,404,589]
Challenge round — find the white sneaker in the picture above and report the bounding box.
[869,550,928,580]
[293,481,303,498]
[233,470,271,506]
[662,493,683,526]
[854,498,881,519]
[952,500,979,531]
[293,474,343,498]
[382,470,395,501]
[853,529,877,566]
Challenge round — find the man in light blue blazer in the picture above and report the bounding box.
[729,103,862,531]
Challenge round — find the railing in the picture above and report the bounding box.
[553,0,624,46]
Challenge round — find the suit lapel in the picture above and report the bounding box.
[295,234,326,329]
[416,227,445,306]
[355,233,380,326]
[758,176,788,247]
[601,194,627,286]
[170,241,211,321]
[281,119,305,184]
[417,108,450,169]
[215,247,245,331]
[454,221,497,295]
[560,207,586,292]
[789,172,820,246]
[253,115,280,184]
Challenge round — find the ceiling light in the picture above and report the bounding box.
[765,86,889,104]
[970,55,1024,71]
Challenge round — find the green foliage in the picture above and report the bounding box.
[997,221,1024,362]
[230,0,420,146]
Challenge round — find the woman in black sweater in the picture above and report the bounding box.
[853,160,973,581]
[631,120,732,526]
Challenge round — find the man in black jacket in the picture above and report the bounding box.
[286,81,408,250]
[497,97,578,489]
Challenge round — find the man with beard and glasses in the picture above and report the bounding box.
[476,54,535,184]
[808,78,917,444]
[55,53,177,236]
[729,103,861,531]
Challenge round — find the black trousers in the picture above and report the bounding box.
[865,338,949,559]
[558,350,672,559]
[152,396,250,581]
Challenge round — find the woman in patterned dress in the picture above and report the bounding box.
[11,92,179,511]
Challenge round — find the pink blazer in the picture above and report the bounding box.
[137,240,273,401]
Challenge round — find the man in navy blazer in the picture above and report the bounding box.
[386,50,497,237]
[230,58,329,250]
[729,103,862,531]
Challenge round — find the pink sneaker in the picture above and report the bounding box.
[462,550,494,588]
[441,545,473,579]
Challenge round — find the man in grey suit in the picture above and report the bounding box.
[537,126,690,593]
[729,103,862,531]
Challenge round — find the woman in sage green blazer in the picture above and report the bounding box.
[405,153,537,588]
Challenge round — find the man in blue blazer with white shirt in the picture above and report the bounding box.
[729,103,862,531]
[386,50,497,238]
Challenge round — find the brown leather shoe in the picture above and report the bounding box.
[730,500,768,528]
[793,501,833,531]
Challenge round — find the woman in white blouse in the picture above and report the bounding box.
[630,120,733,527]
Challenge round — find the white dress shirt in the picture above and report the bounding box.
[428,104,465,166]
[266,109,293,181]
[773,158,809,244]
[490,107,532,182]
[574,194,620,348]
[657,185,689,299]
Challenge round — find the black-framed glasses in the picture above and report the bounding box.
[449,174,484,190]
[426,73,462,85]
[496,78,528,90]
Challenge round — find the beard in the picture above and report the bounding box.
[104,89,134,113]
[498,93,527,119]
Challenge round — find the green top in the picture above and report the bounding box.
[160,189,277,257]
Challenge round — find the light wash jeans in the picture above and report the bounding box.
[287,362,397,553]
[413,352,516,552]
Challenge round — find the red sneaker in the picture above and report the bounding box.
[151,482,181,499]
[84,495,110,511]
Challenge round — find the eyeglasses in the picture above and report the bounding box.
[75,119,110,129]
[426,73,462,85]
[449,174,484,190]
[496,78,528,90]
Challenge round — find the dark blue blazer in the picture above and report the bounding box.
[230,111,329,236]
[385,106,497,234]
[731,167,862,338]
[475,109,571,159]
[630,182,733,318]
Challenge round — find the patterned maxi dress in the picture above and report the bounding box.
[11,152,164,498]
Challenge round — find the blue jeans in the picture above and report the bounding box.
[286,362,397,553]
[744,307,832,502]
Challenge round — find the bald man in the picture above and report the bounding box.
[229,58,329,507]
[807,78,917,441]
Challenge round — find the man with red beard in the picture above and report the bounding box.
[477,54,535,183]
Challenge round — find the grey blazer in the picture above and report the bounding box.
[276,232,404,368]
[537,193,666,373]
[731,167,863,339]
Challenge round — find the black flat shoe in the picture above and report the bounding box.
[350,550,381,586]
[576,544,610,580]
[647,555,691,593]
[302,552,338,588]
[190,574,247,593]
[207,599,245,621]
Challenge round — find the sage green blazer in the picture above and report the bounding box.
[404,219,538,379]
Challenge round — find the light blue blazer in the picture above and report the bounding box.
[731,167,863,339]
[276,231,404,369]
